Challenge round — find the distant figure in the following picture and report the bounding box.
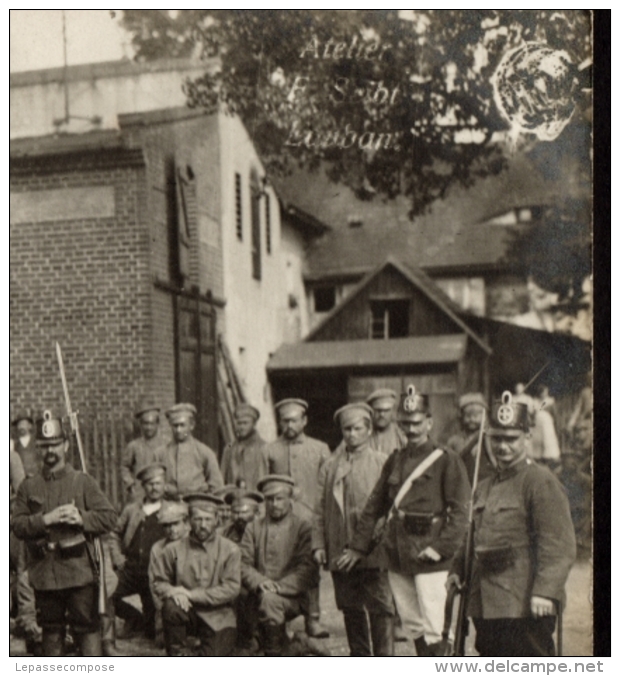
[447,393,494,484]
[366,388,407,456]
[12,409,41,478]
[10,438,26,494]
[514,390,561,468]
[121,397,166,502]
[220,403,267,491]
[162,403,223,496]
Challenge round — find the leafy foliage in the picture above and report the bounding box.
[120,10,590,215]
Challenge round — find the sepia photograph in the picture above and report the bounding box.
[9,9,597,660]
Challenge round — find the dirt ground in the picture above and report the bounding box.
[10,558,593,658]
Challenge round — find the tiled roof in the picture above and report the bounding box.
[267,334,468,372]
[273,154,585,278]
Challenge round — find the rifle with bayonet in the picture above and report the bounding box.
[56,342,108,616]
[438,408,486,657]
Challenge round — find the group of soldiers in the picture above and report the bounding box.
[10,384,578,657]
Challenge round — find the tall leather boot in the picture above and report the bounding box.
[41,629,65,657]
[343,611,372,656]
[414,636,430,656]
[369,614,395,656]
[261,622,286,656]
[79,631,102,657]
[305,586,330,638]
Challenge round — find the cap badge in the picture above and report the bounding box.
[403,385,418,413]
[497,391,515,426]
[42,410,56,438]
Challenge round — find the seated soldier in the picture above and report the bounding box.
[151,493,241,657]
[109,463,168,639]
[240,475,317,656]
[219,485,264,652]
[148,500,190,647]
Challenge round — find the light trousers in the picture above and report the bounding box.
[387,570,448,644]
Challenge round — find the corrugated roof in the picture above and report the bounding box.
[267,334,467,372]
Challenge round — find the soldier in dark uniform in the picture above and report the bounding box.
[220,404,268,491]
[12,411,117,656]
[448,392,576,656]
[339,386,470,656]
[109,463,168,639]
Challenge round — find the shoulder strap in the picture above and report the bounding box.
[392,448,444,513]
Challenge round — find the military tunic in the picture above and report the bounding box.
[162,437,223,496]
[263,434,330,520]
[220,430,268,491]
[352,439,470,576]
[13,465,117,591]
[151,532,241,631]
[369,422,407,457]
[446,431,496,485]
[459,458,576,620]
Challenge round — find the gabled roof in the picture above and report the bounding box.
[305,256,492,354]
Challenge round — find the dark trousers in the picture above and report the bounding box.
[112,566,156,637]
[35,584,100,634]
[332,569,395,656]
[474,617,557,657]
[162,599,236,657]
[235,587,258,648]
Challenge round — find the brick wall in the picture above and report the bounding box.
[10,164,151,417]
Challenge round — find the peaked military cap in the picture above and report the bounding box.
[234,403,260,421]
[257,474,296,496]
[158,500,189,524]
[166,402,197,420]
[35,410,67,446]
[366,388,398,406]
[458,392,487,410]
[274,398,308,414]
[135,396,160,419]
[183,492,223,513]
[488,391,529,433]
[136,462,167,484]
[397,385,430,418]
[224,487,264,506]
[333,402,373,426]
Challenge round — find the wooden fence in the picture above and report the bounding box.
[67,413,135,510]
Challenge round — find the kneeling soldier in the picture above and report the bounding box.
[240,475,317,656]
[12,411,117,656]
[151,493,240,656]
